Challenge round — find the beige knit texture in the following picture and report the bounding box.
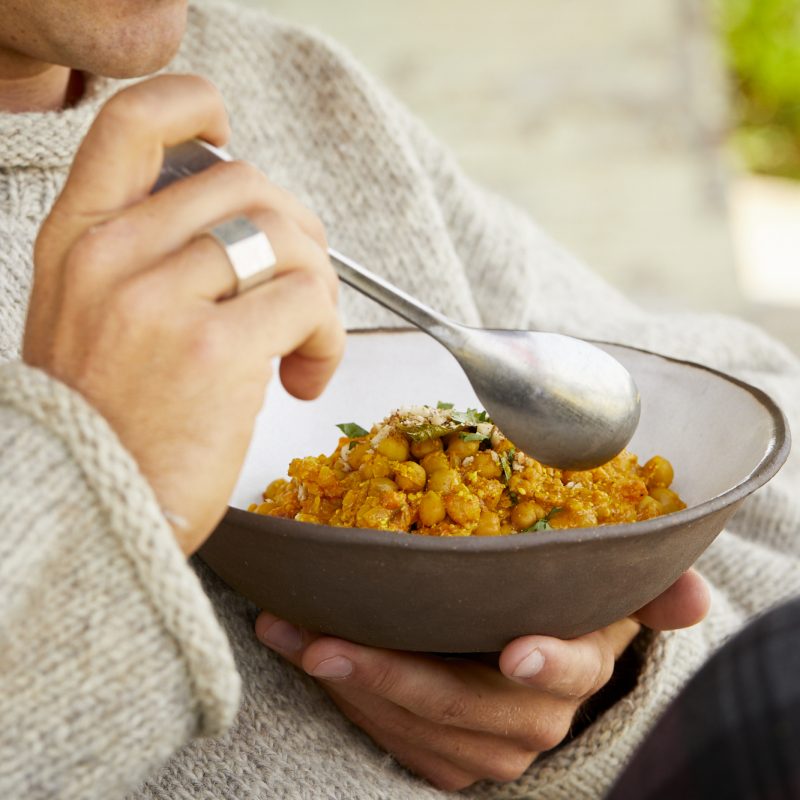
[0,1,798,798]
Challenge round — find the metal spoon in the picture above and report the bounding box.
[328,250,640,470]
[156,140,640,469]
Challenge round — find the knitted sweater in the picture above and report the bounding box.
[1,2,798,798]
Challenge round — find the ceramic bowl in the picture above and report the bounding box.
[199,329,790,652]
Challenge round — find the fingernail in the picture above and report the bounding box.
[512,648,545,679]
[309,656,353,680]
[259,620,303,653]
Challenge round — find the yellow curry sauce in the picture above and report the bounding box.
[250,405,686,536]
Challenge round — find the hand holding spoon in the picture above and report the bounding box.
[157,140,640,470]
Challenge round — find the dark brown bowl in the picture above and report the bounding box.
[200,330,790,652]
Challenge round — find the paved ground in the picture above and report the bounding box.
[235,0,798,353]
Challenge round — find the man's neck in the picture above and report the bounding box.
[0,52,82,112]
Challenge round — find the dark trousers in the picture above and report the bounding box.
[606,596,800,800]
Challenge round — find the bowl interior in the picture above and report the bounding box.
[231,329,779,513]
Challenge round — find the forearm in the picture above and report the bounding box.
[0,362,240,800]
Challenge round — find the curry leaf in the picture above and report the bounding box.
[397,423,455,442]
[336,422,369,438]
[460,432,490,442]
[499,453,512,483]
[526,507,563,532]
[451,408,490,426]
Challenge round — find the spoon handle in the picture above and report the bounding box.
[328,248,464,350]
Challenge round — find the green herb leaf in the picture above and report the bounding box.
[525,506,563,532]
[451,408,490,426]
[499,453,512,483]
[460,431,489,442]
[436,401,454,410]
[397,423,454,442]
[336,422,369,438]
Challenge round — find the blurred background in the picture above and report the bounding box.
[236,0,799,354]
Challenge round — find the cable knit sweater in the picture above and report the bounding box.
[1,2,798,798]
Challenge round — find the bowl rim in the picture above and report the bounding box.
[224,328,792,552]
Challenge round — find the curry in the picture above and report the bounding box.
[250,404,685,536]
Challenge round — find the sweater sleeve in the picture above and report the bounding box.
[0,361,241,800]
[382,93,800,798]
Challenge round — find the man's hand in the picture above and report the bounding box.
[256,569,709,791]
[24,75,344,554]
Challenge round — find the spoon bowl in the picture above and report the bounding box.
[456,328,641,469]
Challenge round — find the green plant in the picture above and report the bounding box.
[720,0,800,178]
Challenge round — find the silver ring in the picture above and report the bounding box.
[208,216,277,298]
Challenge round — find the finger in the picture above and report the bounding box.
[30,75,229,336]
[299,636,570,745]
[254,611,322,662]
[76,159,331,283]
[633,569,710,631]
[62,74,230,217]
[327,689,535,791]
[499,617,640,698]
[149,210,336,303]
[38,74,230,270]
[256,617,572,753]
[220,270,345,399]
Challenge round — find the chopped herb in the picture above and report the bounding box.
[336,422,369,438]
[398,422,455,442]
[347,440,359,451]
[460,431,490,442]
[499,453,512,483]
[509,490,520,505]
[526,507,563,532]
[396,406,491,443]
[451,408,491,426]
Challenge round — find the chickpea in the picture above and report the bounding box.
[410,436,443,459]
[507,474,533,497]
[368,477,398,496]
[649,487,684,514]
[445,490,481,526]
[642,456,674,489]
[637,495,662,520]
[420,451,449,475]
[394,461,427,492]
[376,433,410,462]
[511,500,545,531]
[473,510,501,536]
[358,456,392,480]
[418,491,446,526]
[471,451,502,479]
[446,433,481,459]
[427,468,459,494]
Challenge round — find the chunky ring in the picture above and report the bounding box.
[208,216,277,298]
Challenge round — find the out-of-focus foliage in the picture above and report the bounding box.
[720,0,800,178]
